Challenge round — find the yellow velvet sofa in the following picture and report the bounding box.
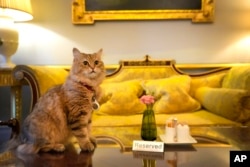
[12,57,250,148]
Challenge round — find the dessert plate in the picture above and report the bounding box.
[159,134,197,145]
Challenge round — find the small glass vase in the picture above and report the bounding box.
[143,159,156,167]
[141,106,157,141]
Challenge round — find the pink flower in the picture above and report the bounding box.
[140,95,155,105]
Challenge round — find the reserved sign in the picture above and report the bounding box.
[132,140,164,152]
[133,151,164,160]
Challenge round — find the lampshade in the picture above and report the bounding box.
[0,0,33,67]
[0,0,33,21]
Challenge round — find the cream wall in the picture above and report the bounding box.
[6,0,250,65]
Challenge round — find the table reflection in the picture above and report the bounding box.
[133,145,196,167]
[0,150,93,167]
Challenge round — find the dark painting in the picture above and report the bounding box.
[85,0,202,11]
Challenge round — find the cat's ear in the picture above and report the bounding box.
[97,48,103,55]
[96,48,103,59]
[73,48,81,58]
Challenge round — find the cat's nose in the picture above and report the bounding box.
[90,66,95,71]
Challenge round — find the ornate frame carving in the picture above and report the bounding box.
[72,0,214,24]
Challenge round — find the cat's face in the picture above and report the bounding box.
[71,48,105,82]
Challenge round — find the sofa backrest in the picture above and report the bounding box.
[12,56,235,114]
[103,56,230,98]
[104,56,182,83]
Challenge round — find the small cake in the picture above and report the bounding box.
[165,118,178,142]
[165,127,175,141]
[177,124,190,142]
[165,118,190,142]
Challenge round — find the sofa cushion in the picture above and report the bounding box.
[222,66,250,90]
[98,80,146,115]
[142,75,201,114]
[195,87,250,123]
[189,73,226,97]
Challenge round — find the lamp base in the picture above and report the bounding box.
[0,17,19,68]
[0,56,15,68]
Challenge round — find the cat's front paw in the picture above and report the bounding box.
[80,141,96,152]
[40,143,65,153]
[90,136,97,147]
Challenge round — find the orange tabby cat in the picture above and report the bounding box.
[4,48,105,154]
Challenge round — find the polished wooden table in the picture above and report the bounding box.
[0,126,249,167]
[0,144,237,167]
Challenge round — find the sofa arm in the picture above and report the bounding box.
[12,65,69,112]
[195,87,250,124]
[222,66,250,90]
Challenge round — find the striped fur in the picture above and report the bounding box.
[5,48,105,154]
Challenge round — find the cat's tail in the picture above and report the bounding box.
[16,144,40,154]
[0,133,21,153]
[1,137,40,154]
[0,118,21,153]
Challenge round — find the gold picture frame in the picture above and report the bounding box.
[72,0,214,24]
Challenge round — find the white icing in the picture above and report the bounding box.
[165,124,190,142]
[165,127,175,142]
[177,124,190,142]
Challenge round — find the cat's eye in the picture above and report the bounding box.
[94,60,99,65]
[83,61,88,65]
